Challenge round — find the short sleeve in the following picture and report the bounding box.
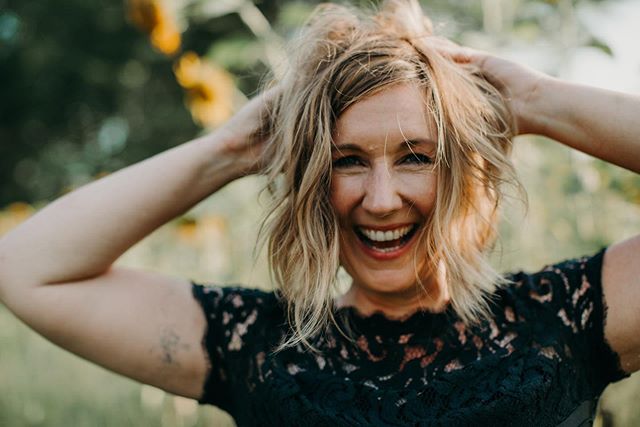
[510,248,630,395]
[190,283,280,412]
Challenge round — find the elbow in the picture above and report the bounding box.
[0,239,10,302]
[0,234,37,305]
[0,239,16,304]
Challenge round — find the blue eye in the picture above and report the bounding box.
[332,155,364,168]
[402,153,433,165]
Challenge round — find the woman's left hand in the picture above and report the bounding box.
[431,37,549,136]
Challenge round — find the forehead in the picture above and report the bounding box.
[333,83,436,149]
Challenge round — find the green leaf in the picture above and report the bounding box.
[585,36,613,56]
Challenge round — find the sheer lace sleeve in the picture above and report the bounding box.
[190,284,281,412]
[508,248,630,395]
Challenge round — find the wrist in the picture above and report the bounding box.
[514,75,559,137]
[193,132,254,186]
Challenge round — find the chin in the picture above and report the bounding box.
[351,269,426,295]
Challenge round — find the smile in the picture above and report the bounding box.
[355,224,418,255]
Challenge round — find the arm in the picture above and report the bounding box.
[436,40,640,373]
[0,91,271,398]
[522,77,640,173]
[500,66,640,374]
[514,74,640,375]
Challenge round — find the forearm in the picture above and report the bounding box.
[525,77,640,173]
[0,133,244,288]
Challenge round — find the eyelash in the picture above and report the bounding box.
[332,156,364,168]
[402,153,433,165]
[332,154,433,168]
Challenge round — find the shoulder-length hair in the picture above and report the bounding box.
[258,0,521,350]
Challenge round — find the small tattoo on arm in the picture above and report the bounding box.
[160,328,180,365]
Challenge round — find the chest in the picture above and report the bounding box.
[228,319,592,426]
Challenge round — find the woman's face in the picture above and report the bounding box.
[331,83,438,300]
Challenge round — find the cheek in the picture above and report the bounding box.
[330,175,363,221]
[398,172,437,207]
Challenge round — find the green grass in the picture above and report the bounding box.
[0,305,235,427]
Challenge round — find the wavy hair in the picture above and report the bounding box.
[258,0,521,350]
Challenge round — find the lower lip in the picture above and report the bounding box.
[356,228,418,261]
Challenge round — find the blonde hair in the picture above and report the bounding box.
[259,0,520,350]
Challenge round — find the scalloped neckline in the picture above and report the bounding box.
[332,303,456,338]
[334,303,453,322]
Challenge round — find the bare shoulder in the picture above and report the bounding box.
[10,267,209,399]
[602,235,640,374]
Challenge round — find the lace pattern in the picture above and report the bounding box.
[190,249,629,426]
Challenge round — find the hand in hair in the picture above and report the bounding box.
[214,86,279,176]
[432,37,548,136]
[434,37,640,174]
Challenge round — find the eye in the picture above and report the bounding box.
[332,155,365,169]
[401,153,433,165]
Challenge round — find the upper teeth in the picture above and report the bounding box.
[359,225,413,242]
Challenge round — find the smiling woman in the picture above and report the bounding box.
[1,0,639,426]
[260,1,518,347]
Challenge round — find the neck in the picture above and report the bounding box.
[336,268,450,319]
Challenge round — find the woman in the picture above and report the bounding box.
[0,0,638,425]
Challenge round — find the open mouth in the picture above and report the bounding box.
[354,224,419,253]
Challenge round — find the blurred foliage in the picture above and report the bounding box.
[1,0,639,425]
[0,0,197,204]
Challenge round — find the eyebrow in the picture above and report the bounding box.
[332,138,436,152]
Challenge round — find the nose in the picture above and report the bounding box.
[361,163,403,217]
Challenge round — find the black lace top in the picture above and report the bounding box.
[191,249,629,426]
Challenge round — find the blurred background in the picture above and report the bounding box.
[0,0,638,425]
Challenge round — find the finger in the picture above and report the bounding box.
[435,45,477,63]
[429,38,483,64]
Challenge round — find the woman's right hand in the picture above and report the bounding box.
[213,87,279,176]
